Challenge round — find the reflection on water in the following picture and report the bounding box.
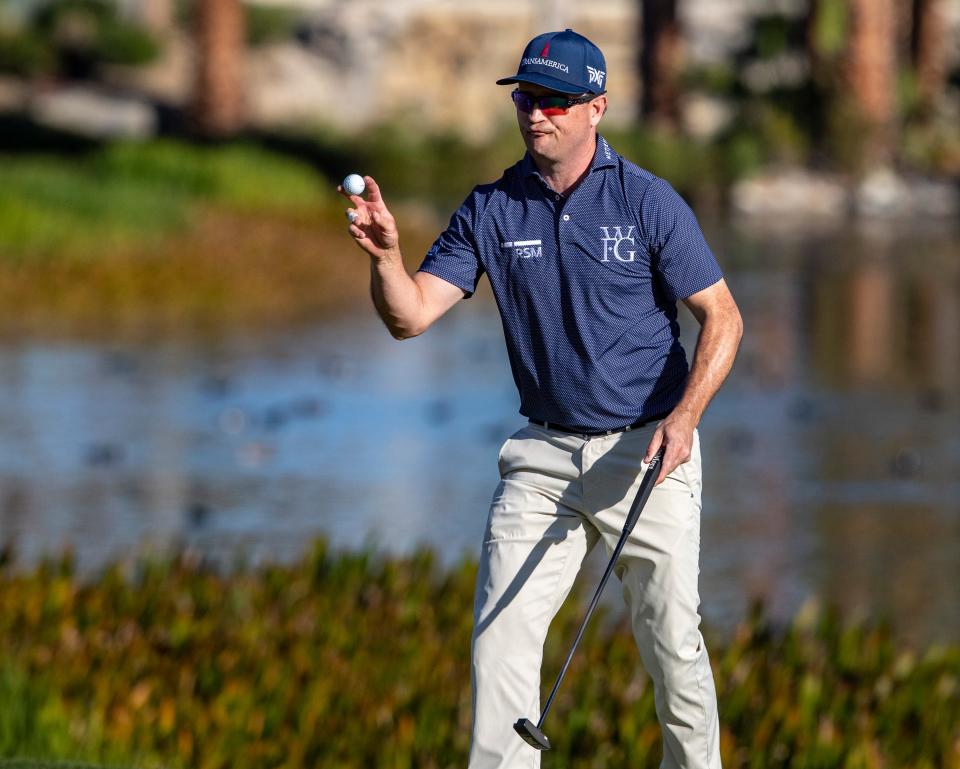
[0,220,958,648]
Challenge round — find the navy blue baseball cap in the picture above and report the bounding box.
[497,29,607,95]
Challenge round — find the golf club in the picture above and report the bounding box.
[513,446,666,751]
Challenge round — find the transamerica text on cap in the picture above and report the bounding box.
[520,57,570,73]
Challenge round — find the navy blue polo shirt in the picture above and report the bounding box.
[418,135,723,432]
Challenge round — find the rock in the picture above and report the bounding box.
[246,42,341,128]
[681,92,735,140]
[855,167,910,216]
[30,85,156,138]
[731,169,849,219]
[740,52,809,94]
[733,169,958,220]
[855,168,960,217]
[905,176,960,217]
[84,443,125,467]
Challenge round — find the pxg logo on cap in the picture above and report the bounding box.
[497,29,607,95]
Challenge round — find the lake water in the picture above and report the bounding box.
[1,218,958,648]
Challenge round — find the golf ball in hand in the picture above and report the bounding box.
[343,174,365,196]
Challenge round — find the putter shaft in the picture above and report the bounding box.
[514,447,665,750]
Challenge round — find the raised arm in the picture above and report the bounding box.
[340,176,465,339]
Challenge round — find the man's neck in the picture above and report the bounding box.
[532,134,597,197]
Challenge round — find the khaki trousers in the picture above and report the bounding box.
[468,422,721,769]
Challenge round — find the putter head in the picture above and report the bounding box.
[514,718,551,751]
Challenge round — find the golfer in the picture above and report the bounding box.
[341,29,742,769]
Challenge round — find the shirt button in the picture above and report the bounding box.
[555,194,561,201]
[562,214,570,221]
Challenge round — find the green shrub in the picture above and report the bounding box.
[31,0,113,37]
[682,63,738,97]
[0,662,80,760]
[0,30,54,76]
[95,21,159,67]
[93,140,332,211]
[0,141,333,261]
[902,116,960,174]
[244,4,301,47]
[810,0,848,58]
[752,14,794,60]
[0,156,187,262]
[755,104,811,165]
[822,98,877,174]
[719,130,766,182]
[0,543,955,769]
[0,762,128,769]
[20,0,160,77]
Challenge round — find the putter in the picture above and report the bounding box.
[513,446,666,751]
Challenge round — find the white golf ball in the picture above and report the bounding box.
[343,174,365,196]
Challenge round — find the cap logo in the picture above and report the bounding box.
[520,56,570,73]
[587,66,605,88]
[540,42,550,57]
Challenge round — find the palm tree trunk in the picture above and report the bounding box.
[192,0,246,137]
[639,0,682,132]
[912,0,947,111]
[845,0,896,163]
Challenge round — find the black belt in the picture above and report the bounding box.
[528,412,668,438]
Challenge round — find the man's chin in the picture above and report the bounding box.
[524,134,557,160]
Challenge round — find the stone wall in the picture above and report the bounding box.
[247,0,641,137]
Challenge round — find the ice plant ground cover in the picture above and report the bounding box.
[0,540,957,769]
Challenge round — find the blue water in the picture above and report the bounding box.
[1,220,958,647]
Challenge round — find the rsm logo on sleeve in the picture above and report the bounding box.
[501,239,543,259]
[600,226,636,262]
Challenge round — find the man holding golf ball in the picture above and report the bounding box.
[341,28,742,769]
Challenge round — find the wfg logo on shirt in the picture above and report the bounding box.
[600,226,636,262]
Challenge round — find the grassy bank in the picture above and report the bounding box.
[0,763,131,769]
[0,140,447,337]
[0,141,336,262]
[0,543,956,769]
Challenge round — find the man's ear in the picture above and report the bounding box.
[590,95,608,126]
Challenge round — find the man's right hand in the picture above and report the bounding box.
[338,176,400,262]
[339,174,464,339]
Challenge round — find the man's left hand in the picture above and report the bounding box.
[644,411,697,485]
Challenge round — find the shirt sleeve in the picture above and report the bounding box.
[640,178,723,302]
[418,194,485,298]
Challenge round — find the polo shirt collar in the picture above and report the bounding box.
[592,134,619,170]
[521,133,619,181]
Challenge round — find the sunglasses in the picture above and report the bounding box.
[511,89,596,116]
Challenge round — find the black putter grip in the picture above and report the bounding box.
[623,447,665,537]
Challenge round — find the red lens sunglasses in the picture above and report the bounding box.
[511,89,597,116]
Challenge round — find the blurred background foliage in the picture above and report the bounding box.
[0,0,160,78]
[0,141,332,263]
[0,543,957,769]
